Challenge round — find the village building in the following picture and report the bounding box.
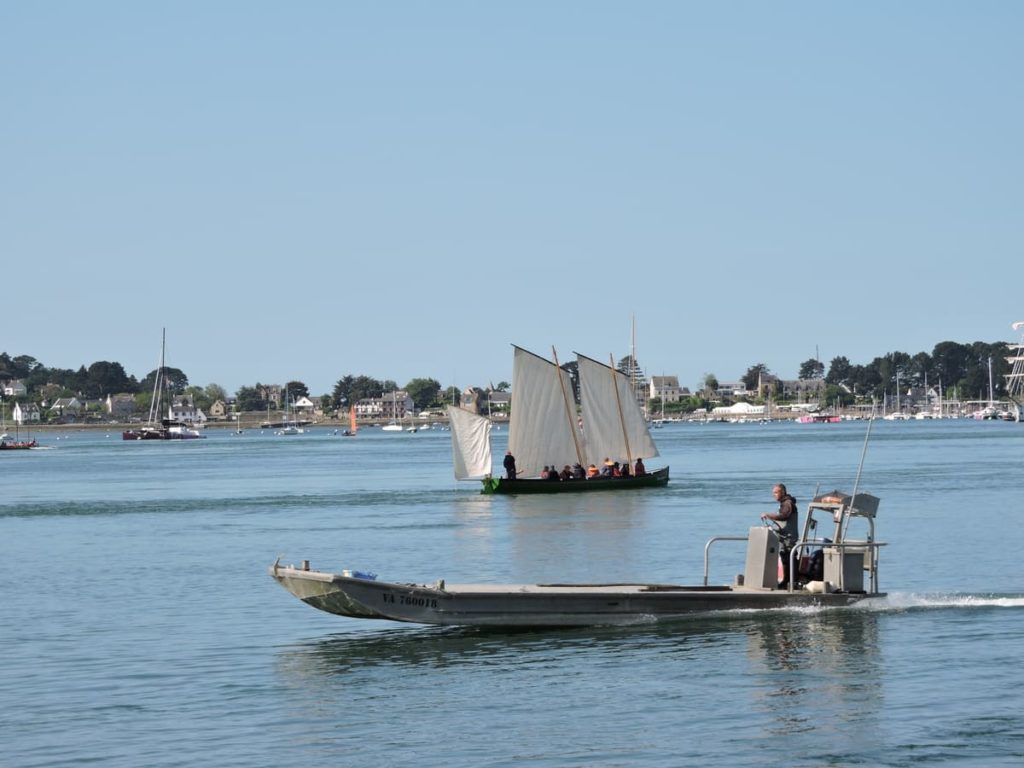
[13,402,41,424]
[49,397,83,420]
[106,393,136,420]
[170,395,207,426]
[2,379,27,398]
[649,375,687,403]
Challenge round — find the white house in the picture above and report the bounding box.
[2,380,27,397]
[170,395,207,426]
[356,392,414,419]
[293,396,317,414]
[13,402,41,424]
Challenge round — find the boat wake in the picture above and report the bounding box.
[867,592,1024,610]
[635,592,1024,623]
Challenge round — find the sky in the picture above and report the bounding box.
[4,2,1022,396]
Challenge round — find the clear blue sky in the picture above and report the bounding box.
[4,2,1021,396]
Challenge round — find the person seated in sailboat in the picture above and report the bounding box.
[586,463,600,478]
[559,465,572,481]
[547,464,561,481]
[540,465,550,479]
[572,463,586,479]
[634,457,646,476]
[600,459,615,477]
[619,461,631,478]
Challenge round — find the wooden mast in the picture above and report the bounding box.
[552,346,585,468]
[609,354,633,470]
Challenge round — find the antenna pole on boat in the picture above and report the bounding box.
[551,346,586,468]
[609,354,633,470]
[840,415,875,543]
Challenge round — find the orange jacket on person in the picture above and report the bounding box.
[586,464,599,478]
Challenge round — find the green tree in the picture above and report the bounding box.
[822,383,855,408]
[702,373,719,395]
[83,361,135,397]
[798,358,825,380]
[826,356,852,386]
[333,374,389,406]
[931,341,971,389]
[140,366,189,395]
[494,381,510,392]
[405,378,442,410]
[236,386,266,412]
[185,385,212,411]
[444,386,461,406]
[204,383,227,403]
[285,380,309,399]
[741,363,770,392]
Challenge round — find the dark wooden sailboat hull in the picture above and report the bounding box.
[482,466,669,494]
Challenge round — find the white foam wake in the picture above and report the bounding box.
[862,592,1024,611]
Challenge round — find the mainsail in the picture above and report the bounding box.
[448,406,493,479]
[576,353,660,467]
[508,346,583,477]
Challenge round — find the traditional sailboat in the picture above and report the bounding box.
[448,345,669,494]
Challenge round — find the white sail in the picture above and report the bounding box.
[508,346,582,478]
[447,406,493,480]
[576,353,659,467]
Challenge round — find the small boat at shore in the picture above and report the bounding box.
[797,413,841,424]
[270,490,884,627]
[0,438,37,450]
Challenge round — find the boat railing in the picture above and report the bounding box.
[702,536,749,586]
[786,538,887,594]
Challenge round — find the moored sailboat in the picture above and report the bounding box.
[448,345,668,494]
[122,329,203,441]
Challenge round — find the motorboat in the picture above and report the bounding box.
[270,490,884,627]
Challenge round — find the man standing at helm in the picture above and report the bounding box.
[761,483,799,588]
[503,451,517,480]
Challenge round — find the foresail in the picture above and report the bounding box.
[448,406,492,480]
[577,353,660,466]
[508,346,582,477]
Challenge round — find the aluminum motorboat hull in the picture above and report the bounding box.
[269,563,878,627]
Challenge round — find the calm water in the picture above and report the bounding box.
[3,420,1023,767]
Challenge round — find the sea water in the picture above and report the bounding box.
[2,420,1023,767]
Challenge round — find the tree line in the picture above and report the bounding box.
[731,339,1015,409]
[0,353,459,415]
[2,337,1015,417]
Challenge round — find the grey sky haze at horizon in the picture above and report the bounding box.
[3,3,1019,396]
